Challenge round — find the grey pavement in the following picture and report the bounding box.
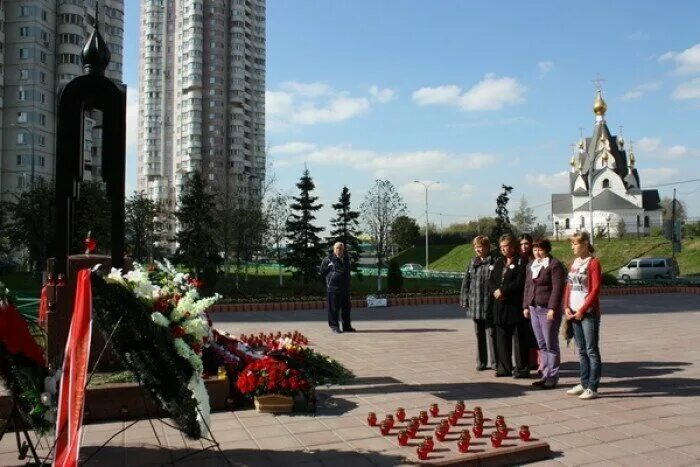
[1,294,699,466]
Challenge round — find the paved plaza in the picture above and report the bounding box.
[1,293,699,466]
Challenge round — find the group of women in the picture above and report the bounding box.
[460,231,603,400]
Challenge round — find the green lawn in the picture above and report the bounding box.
[393,237,700,276]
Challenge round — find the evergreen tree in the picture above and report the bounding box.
[73,181,112,253]
[125,191,168,262]
[328,186,362,273]
[387,259,403,293]
[284,169,325,287]
[175,172,221,277]
[512,195,537,234]
[491,184,514,241]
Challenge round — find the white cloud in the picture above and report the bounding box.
[411,75,526,111]
[620,81,661,101]
[369,85,396,103]
[672,78,700,100]
[659,43,700,74]
[460,184,475,198]
[459,75,527,111]
[537,61,554,78]
[636,136,699,159]
[412,85,462,106]
[269,142,317,154]
[279,81,334,97]
[293,97,371,125]
[266,82,393,131]
[295,144,497,178]
[525,171,569,192]
[638,167,679,186]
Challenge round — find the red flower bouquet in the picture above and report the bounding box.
[236,356,310,397]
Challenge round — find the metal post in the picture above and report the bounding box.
[588,168,595,246]
[414,181,439,271]
[672,188,677,265]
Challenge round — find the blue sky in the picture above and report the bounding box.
[123,1,700,229]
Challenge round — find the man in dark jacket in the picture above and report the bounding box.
[320,242,355,334]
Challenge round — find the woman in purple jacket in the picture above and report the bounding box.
[522,238,566,389]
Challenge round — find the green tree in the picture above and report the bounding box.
[284,169,325,287]
[391,215,420,251]
[361,180,407,291]
[491,184,514,241]
[511,195,537,234]
[125,191,168,262]
[328,187,362,272]
[73,181,112,253]
[263,192,290,286]
[0,179,55,272]
[175,172,221,277]
[230,207,267,285]
[661,197,687,222]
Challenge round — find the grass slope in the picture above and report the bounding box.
[393,237,700,276]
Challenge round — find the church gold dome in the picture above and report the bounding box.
[593,90,607,116]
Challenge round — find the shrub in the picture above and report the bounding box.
[601,272,619,286]
[387,259,403,293]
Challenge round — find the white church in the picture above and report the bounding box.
[551,91,662,238]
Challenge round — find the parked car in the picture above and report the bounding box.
[617,257,680,282]
[400,263,424,272]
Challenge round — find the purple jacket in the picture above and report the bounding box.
[522,257,566,313]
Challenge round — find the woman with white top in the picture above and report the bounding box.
[562,232,603,400]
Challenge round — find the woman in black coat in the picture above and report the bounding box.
[488,234,529,378]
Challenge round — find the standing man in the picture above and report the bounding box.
[320,242,355,334]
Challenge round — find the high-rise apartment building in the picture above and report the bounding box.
[0,0,125,200]
[137,0,266,211]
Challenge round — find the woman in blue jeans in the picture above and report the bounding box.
[563,232,602,400]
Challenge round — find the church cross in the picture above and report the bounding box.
[593,74,605,92]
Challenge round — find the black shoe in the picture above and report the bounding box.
[532,379,546,387]
[343,327,356,332]
[542,381,558,390]
[495,372,511,377]
[513,372,531,379]
[476,364,487,371]
[331,327,342,334]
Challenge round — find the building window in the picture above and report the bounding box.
[580,216,585,229]
[19,48,32,59]
[20,26,31,37]
[637,215,641,227]
[16,155,23,166]
[20,69,30,80]
[17,112,28,123]
[17,133,28,145]
[39,156,46,167]
[20,6,34,17]
[644,216,650,228]
[602,179,610,189]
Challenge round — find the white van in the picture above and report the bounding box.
[617,257,680,282]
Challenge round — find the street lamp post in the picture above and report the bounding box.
[413,180,439,271]
[578,164,595,246]
[554,221,560,241]
[606,214,611,240]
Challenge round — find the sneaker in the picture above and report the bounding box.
[579,389,598,400]
[331,327,342,334]
[531,379,546,387]
[476,364,487,371]
[343,327,356,333]
[566,384,585,395]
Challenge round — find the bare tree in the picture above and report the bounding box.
[264,192,290,286]
[361,180,407,292]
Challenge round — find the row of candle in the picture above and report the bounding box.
[368,404,532,459]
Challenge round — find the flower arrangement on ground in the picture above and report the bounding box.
[91,260,220,438]
[0,282,53,433]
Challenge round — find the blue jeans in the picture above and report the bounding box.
[572,314,602,391]
[529,306,561,383]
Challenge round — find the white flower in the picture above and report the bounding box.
[151,312,170,327]
[106,268,125,284]
[488,265,495,271]
[182,318,209,341]
[509,264,515,270]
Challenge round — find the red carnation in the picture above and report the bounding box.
[172,326,185,338]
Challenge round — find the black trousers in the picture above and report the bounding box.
[327,292,351,330]
[495,322,530,376]
[473,319,496,368]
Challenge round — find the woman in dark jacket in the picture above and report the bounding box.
[488,234,529,378]
[522,238,566,389]
[460,235,496,371]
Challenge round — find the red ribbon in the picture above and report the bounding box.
[0,302,45,367]
[55,269,93,467]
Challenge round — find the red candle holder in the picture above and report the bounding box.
[498,425,509,438]
[455,401,465,417]
[423,436,434,452]
[419,411,429,425]
[473,406,482,415]
[407,425,418,439]
[434,427,446,442]
[440,420,450,433]
[417,445,429,460]
[380,421,391,436]
[491,432,503,448]
[410,417,420,430]
[460,429,471,441]
[472,424,483,437]
[448,411,458,426]
[385,414,395,429]
[397,430,409,446]
[84,234,98,254]
[457,438,470,453]
[46,274,56,286]
[495,415,505,426]
[396,407,406,422]
[519,425,531,441]
[429,403,439,417]
[367,412,377,426]
[57,273,67,287]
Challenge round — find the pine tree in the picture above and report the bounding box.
[175,172,221,278]
[284,169,325,287]
[328,186,362,273]
[491,184,514,241]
